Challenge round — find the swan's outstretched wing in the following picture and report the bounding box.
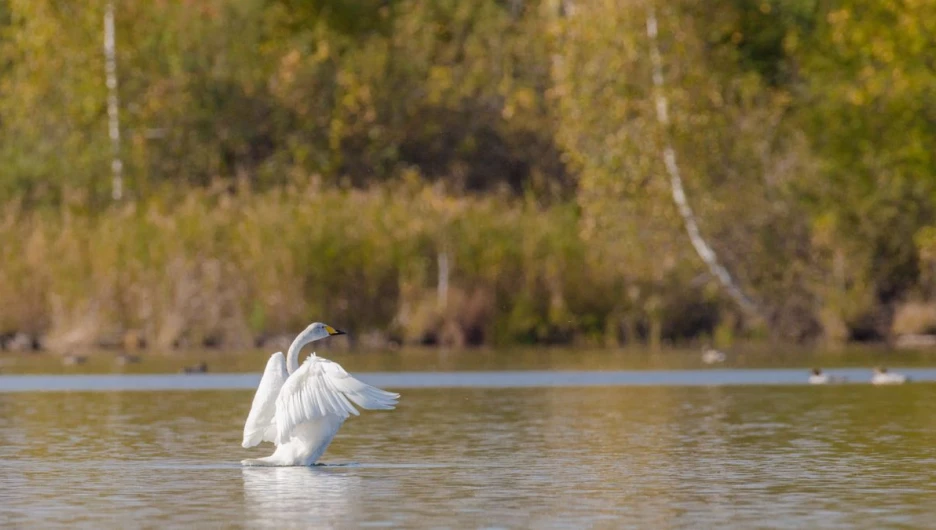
[242,352,289,448]
[274,355,400,444]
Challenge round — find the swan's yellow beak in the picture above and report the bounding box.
[325,325,346,336]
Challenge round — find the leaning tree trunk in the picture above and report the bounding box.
[645,8,761,320]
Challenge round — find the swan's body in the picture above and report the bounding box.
[871,367,907,385]
[241,323,399,466]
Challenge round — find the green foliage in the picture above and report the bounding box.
[0,0,565,201]
[0,1,110,202]
[552,0,820,340]
[789,0,936,337]
[1,0,935,346]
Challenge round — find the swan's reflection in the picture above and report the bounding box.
[242,466,362,527]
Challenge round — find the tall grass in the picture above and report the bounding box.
[0,182,724,353]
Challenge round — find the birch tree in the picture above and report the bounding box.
[552,0,818,340]
[644,7,759,319]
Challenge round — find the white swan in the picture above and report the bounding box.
[871,367,907,385]
[241,322,399,466]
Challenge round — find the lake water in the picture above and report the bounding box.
[2,369,936,528]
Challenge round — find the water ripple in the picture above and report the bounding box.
[1,382,935,527]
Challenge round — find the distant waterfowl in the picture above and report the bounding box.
[116,353,141,366]
[808,368,829,385]
[181,362,208,374]
[702,347,726,365]
[241,322,399,467]
[871,367,907,385]
[2,332,36,352]
[62,354,88,366]
[808,368,847,384]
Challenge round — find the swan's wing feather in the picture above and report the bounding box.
[273,355,400,444]
[320,360,400,410]
[242,352,288,448]
[274,356,354,444]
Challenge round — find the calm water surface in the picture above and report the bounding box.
[1,371,936,528]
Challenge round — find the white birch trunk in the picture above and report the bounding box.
[645,8,760,318]
[104,2,123,201]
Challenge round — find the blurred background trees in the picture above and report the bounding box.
[1,0,935,350]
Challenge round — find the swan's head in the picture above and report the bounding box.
[289,321,345,354]
[874,366,887,375]
[301,322,346,342]
[812,368,822,376]
[284,322,347,370]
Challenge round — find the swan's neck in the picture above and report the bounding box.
[286,329,318,374]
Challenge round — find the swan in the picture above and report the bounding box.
[241,322,399,466]
[871,367,907,385]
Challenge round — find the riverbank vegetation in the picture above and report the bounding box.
[1,0,936,352]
